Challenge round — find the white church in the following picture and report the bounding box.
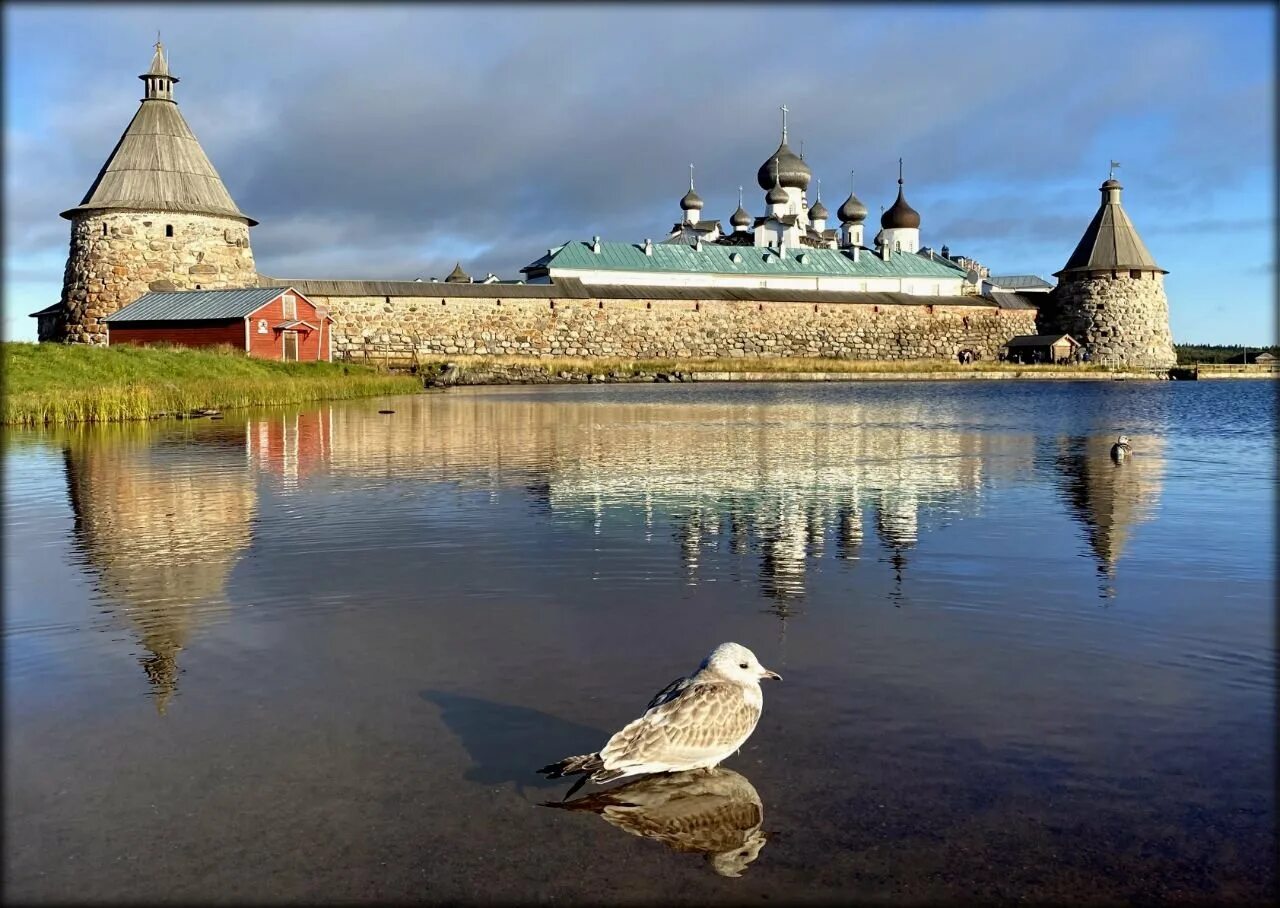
[521,108,977,295]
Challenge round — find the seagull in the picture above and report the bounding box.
[543,767,767,877]
[1110,434,1132,461]
[538,642,781,799]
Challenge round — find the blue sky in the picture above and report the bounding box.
[3,2,1274,344]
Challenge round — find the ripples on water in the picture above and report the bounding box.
[3,380,1275,902]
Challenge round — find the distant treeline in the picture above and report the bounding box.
[1175,344,1279,364]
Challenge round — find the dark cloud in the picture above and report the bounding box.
[3,3,1273,288]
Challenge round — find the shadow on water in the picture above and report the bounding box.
[542,768,768,878]
[419,690,607,793]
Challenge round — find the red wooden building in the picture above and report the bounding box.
[102,287,332,361]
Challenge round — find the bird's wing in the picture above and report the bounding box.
[600,682,761,772]
[646,675,694,711]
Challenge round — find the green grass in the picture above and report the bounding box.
[3,342,422,426]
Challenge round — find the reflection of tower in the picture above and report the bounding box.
[62,423,256,713]
[876,490,919,605]
[759,496,807,610]
[1052,434,1166,599]
[677,510,704,579]
[836,502,864,561]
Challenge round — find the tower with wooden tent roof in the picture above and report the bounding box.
[1043,165,1176,368]
[51,40,258,344]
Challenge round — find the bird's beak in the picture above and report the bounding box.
[761,668,782,681]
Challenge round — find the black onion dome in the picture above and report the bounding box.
[680,188,704,211]
[756,141,811,190]
[766,183,788,205]
[730,205,752,228]
[837,192,867,224]
[881,183,920,229]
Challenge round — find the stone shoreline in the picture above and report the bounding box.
[427,362,1177,387]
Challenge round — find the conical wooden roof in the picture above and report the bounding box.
[1055,179,1162,276]
[61,50,255,224]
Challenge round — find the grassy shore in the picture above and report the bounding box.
[3,342,422,426]
[431,354,1118,376]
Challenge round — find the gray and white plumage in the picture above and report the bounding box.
[1111,434,1132,461]
[538,642,781,794]
[544,767,767,877]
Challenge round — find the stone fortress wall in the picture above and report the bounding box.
[270,283,1039,365]
[55,211,256,344]
[1044,272,1177,369]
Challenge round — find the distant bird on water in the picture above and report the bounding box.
[1110,434,1132,461]
[538,642,782,799]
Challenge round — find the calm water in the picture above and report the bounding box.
[4,380,1275,904]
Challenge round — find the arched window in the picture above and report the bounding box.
[165,225,174,238]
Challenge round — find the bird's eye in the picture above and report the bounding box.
[739,662,748,669]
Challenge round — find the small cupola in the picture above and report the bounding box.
[730,186,751,230]
[809,179,829,222]
[680,164,704,211]
[766,165,788,207]
[838,171,868,224]
[140,37,178,102]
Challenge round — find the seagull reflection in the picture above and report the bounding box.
[542,768,767,877]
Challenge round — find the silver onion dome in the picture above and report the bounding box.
[756,141,811,191]
[730,204,752,228]
[809,199,829,221]
[837,192,867,224]
[680,187,704,210]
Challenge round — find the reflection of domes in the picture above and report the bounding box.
[757,142,811,190]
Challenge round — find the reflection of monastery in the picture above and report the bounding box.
[62,398,1166,710]
[37,44,1176,368]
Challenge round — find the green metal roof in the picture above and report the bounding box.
[104,287,288,322]
[531,240,966,279]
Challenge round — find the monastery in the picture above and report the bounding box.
[35,43,1177,369]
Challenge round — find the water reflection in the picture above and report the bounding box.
[1048,434,1166,599]
[51,390,1168,714]
[61,423,257,712]
[543,768,767,877]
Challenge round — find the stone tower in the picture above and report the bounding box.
[50,41,258,344]
[1043,175,1176,368]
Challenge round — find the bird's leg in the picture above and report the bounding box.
[562,774,591,801]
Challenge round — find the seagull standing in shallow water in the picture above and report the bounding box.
[538,642,781,799]
[1111,434,1132,461]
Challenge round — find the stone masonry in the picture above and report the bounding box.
[312,293,1038,365]
[55,211,256,344]
[1046,272,1176,369]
